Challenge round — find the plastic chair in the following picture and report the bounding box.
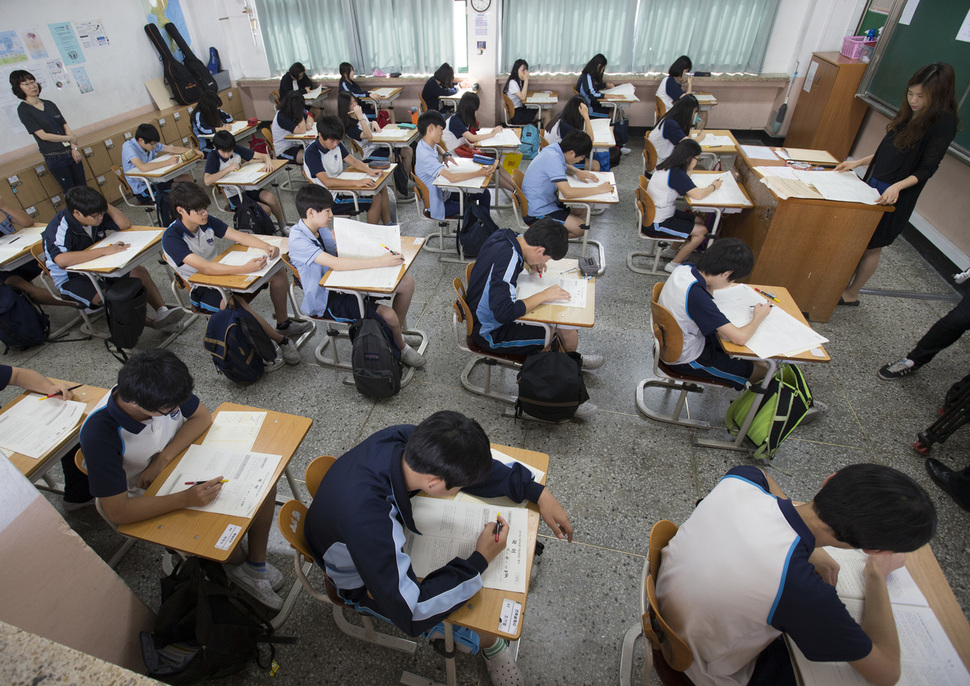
[260,125,302,191]
[270,90,280,108]
[654,95,668,125]
[276,455,417,654]
[418,93,429,113]
[628,182,672,276]
[619,520,693,686]
[111,165,156,225]
[279,254,353,371]
[74,449,139,569]
[502,93,540,126]
[410,172,464,262]
[28,243,103,338]
[636,282,736,427]
[642,136,658,176]
[509,172,531,232]
[302,167,367,222]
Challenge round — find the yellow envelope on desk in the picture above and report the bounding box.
[502,152,523,176]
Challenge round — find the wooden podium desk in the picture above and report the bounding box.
[717,147,892,322]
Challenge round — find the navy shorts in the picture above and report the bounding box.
[667,338,753,390]
[0,261,42,283]
[190,286,224,313]
[226,189,264,210]
[525,205,570,224]
[333,195,374,216]
[276,145,301,162]
[322,292,377,322]
[473,322,548,355]
[658,209,697,236]
[58,274,103,308]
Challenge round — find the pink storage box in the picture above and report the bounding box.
[841,36,876,60]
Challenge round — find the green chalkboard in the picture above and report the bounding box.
[859,0,970,164]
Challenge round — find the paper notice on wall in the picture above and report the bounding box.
[19,28,48,60]
[72,66,93,94]
[957,9,970,42]
[899,0,920,25]
[0,31,27,65]
[46,59,70,89]
[475,13,488,36]
[74,20,110,49]
[48,22,85,65]
[803,60,818,93]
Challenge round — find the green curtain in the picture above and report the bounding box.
[256,0,350,76]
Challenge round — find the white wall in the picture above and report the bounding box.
[182,0,271,80]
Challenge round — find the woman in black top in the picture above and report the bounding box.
[837,63,958,306]
[279,62,313,94]
[11,69,85,194]
[421,63,459,113]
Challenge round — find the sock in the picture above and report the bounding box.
[245,560,267,574]
[483,638,507,659]
[579,223,590,232]
[280,336,291,346]
[403,344,413,353]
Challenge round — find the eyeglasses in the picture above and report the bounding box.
[190,208,209,216]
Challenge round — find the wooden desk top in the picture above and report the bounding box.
[443,444,548,640]
[365,87,403,100]
[125,152,200,179]
[686,171,754,209]
[333,166,395,195]
[66,227,163,274]
[434,167,495,191]
[908,544,970,672]
[521,276,596,328]
[2,383,108,480]
[525,92,558,105]
[213,159,288,189]
[693,92,718,106]
[188,243,282,290]
[602,93,639,103]
[719,285,830,363]
[371,126,419,144]
[320,235,424,294]
[197,121,256,139]
[0,225,45,269]
[118,402,312,562]
[690,129,739,153]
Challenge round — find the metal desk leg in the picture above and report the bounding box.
[400,621,457,686]
[693,359,778,451]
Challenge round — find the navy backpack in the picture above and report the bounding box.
[203,299,276,384]
[0,285,49,353]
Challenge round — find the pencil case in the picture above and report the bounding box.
[397,123,416,129]
[472,154,495,166]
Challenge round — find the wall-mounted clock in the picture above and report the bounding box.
[471,0,491,12]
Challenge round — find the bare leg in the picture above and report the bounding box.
[268,270,291,325]
[669,218,707,265]
[258,190,284,224]
[550,328,578,351]
[392,275,414,329]
[841,247,882,303]
[130,265,165,310]
[563,213,586,239]
[245,484,276,563]
[5,276,74,307]
[749,360,769,384]
[235,297,285,343]
[377,304,405,349]
[397,146,413,174]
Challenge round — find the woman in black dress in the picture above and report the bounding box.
[837,63,958,306]
[11,69,85,193]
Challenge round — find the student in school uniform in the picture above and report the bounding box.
[11,69,85,194]
[656,55,693,114]
[287,185,426,368]
[279,62,313,95]
[161,182,310,363]
[338,62,375,116]
[302,114,391,225]
[576,54,614,118]
[191,90,233,154]
[203,130,286,233]
[414,110,493,221]
[0,200,72,307]
[79,349,287,611]
[503,58,540,126]
[421,62,459,113]
[442,92,516,193]
[546,95,608,172]
[521,129,612,238]
[304,409,573,685]
[657,463,935,686]
[121,123,191,226]
[338,92,414,179]
[647,138,721,273]
[648,94,699,165]
[42,186,183,330]
[271,91,313,165]
[0,364,92,511]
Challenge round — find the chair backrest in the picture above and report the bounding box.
[410,172,432,216]
[655,95,667,120]
[512,168,525,191]
[452,277,474,338]
[464,261,475,286]
[502,93,515,124]
[347,137,365,158]
[418,93,429,113]
[270,90,280,107]
[74,448,87,475]
[30,242,50,276]
[280,252,303,289]
[637,185,656,227]
[538,128,549,149]
[643,137,658,174]
[650,282,684,364]
[111,165,137,199]
[278,499,315,561]
[259,126,277,157]
[511,180,530,220]
[305,455,336,498]
[642,519,692,673]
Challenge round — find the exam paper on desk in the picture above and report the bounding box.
[67,230,161,271]
[0,226,44,263]
[740,145,780,160]
[516,272,587,308]
[792,171,881,204]
[0,394,86,459]
[219,251,280,278]
[369,87,397,99]
[689,173,750,206]
[693,133,734,148]
[218,163,270,186]
[141,154,180,176]
[477,128,520,148]
[712,284,828,358]
[405,498,529,593]
[822,548,928,607]
[602,83,635,96]
[202,411,266,453]
[565,171,618,202]
[324,218,403,290]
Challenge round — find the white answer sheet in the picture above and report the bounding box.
[565,171,618,202]
[477,127,521,148]
[434,158,490,189]
[689,173,751,207]
[219,250,280,278]
[0,226,44,264]
[218,163,271,186]
[693,133,734,148]
[602,83,635,96]
[324,218,403,290]
[823,548,928,607]
[0,394,86,458]
[712,284,828,358]
[792,170,881,204]
[516,270,587,308]
[67,230,161,271]
[202,411,266,452]
[741,145,779,160]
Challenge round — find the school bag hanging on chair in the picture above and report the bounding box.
[725,362,814,460]
[0,284,50,352]
[233,193,276,236]
[456,201,499,257]
[515,337,589,421]
[349,310,401,398]
[104,276,148,362]
[518,124,540,160]
[203,296,277,384]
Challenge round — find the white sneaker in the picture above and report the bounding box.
[240,560,285,591]
[226,563,283,611]
[264,354,284,372]
[280,337,301,365]
[484,642,525,686]
[152,306,184,329]
[800,400,829,426]
[401,346,427,368]
[620,146,632,155]
[581,354,604,370]
[403,333,424,348]
[664,261,680,274]
[573,400,598,419]
[659,247,679,260]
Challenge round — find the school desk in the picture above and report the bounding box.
[601,90,639,124]
[304,85,330,110]
[0,224,45,273]
[685,170,754,236]
[557,170,617,276]
[326,165,400,224]
[692,92,718,131]
[194,120,257,144]
[283,123,318,142]
[212,159,290,222]
[476,126,521,208]
[124,153,201,203]
[2,382,108,491]
[370,123,419,147]
[524,91,558,120]
[717,146,892,322]
[689,129,739,171]
[693,285,830,452]
[519,272,597,330]
[118,402,311,563]
[361,86,403,123]
[400,443,546,686]
[438,87,475,111]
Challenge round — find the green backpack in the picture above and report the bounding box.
[725,363,814,460]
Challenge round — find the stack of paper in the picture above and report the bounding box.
[324,218,403,290]
[564,171,617,202]
[434,158,489,189]
[219,249,280,278]
[218,163,270,186]
[689,173,751,207]
[760,176,823,200]
[526,91,557,104]
[792,171,881,204]
[516,256,588,308]
[478,127,521,148]
[67,230,161,271]
[228,120,251,134]
[693,133,734,148]
[305,86,323,100]
[603,84,636,97]
[0,226,44,264]
[369,87,397,99]
[591,118,615,146]
[712,284,828,358]
[0,394,86,459]
[741,145,780,160]
[776,147,839,165]
[372,126,414,142]
[145,155,181,176]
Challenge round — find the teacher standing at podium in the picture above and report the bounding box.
[836,62,958,307]
[11,69,86,195]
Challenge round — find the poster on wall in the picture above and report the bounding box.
[74,20,110,50]
[19,29,48,60]
[48,22,85,66]
[0,31,27,65]
[142,0,191,57]
[71,66,94,94]
[46,58,71,90]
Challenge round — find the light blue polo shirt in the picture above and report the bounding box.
[415,138,448,220]
[521,143,568,217]
[121,139,165,195]
[287,218,338,316]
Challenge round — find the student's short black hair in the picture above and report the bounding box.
[169,181,211,216]
[288,62,306,79]
[211,130,236,152]
[669,55,693,77]
[456,92,480,128]
[278,91,307,123]
[296,184,334,218]
[117,349,194,413]
[403,411,492,489]
[135,123,161,144]
[656,138,702,172]
[813,464,936,552]
[66,186,108,217]
[316,114,344,142]
[418,110,446,136]
[434,63,455,86]
[695,237,753,281]
[9,69,38,99]
[523,218,569,260]
[659,94,699,134]
[559,129,593,158]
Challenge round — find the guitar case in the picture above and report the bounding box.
[144,23,200,105]
[164,23,217,93]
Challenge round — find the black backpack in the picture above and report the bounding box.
[349,312,401,398]
[456,201,499,257]
[203,297,277,384]
[104,276,147,360]
[233,193,276,236]
[0,284,49,352]
[140,557,294,684]
[515,341,589,422]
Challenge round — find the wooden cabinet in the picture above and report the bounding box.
[785,52,869,161]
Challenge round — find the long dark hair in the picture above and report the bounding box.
[668,55,692,78]
[434,63,455,86]
[195,90,225,128]
[656,138,702,172]
[455,92,480,129]
[580,54,607,82]
[278,91,306,123]
[552,95,587,133]
[337,91,357,129]
[504,58,528,95]
[339,62,356,87]
[658,94,698,135]
[889,62,958,149]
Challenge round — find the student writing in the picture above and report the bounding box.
[442,92,517,194]
[202,130,286,233]
[415,110,492,221]
[271,91,313,165]
[0,200,70,308]
[121,122,191,226]
[648,94,699,166]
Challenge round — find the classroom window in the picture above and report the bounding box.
[453,0,469,73]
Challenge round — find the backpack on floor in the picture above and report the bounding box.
[517,124,540,160]
[456,200,499,257]
[393,161,409,197]
[0,284,49,352]
[515,340,589,422]
[233,193,276,236]
[140,556,293,685]
[104,276,147,360]
[349,311,401,398]
[725,362,814,460]
[203,298,277,385]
